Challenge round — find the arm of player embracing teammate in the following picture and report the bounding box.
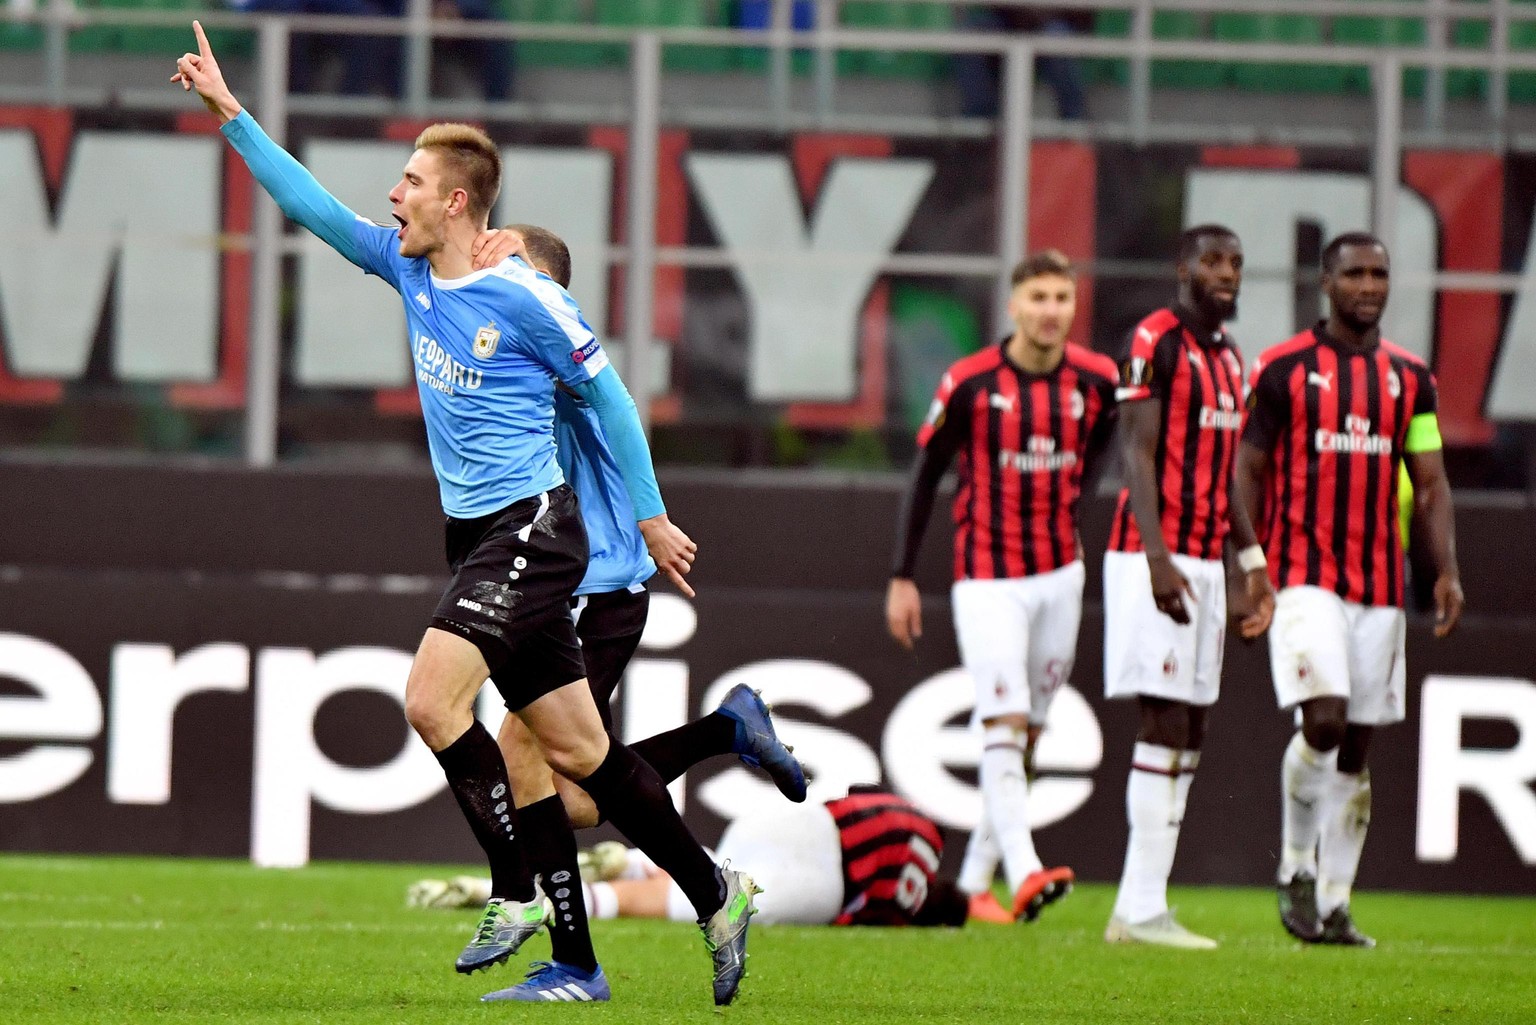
[1402,382,1464,637]
[885,376,968,650]
[174,23,380,275]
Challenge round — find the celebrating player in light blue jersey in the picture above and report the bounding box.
[462,225,806,1002]
[174,22,757,1007]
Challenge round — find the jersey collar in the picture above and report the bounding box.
[1171,300,1228,349]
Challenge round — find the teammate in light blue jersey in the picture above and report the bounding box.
[555,386,656,596]
[175,22,758,1008]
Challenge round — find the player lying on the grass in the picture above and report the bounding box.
[459,224,806,1000]
[1234,232,1463,949]
[173,23,757,1007]
[411,788,972,928]
[886,250,1117,925]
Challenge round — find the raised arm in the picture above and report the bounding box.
[174,21,369,267]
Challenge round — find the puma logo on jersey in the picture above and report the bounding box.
[989,392,1016,412]
[1308,371,1333,390]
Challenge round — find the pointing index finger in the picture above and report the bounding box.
[194,19,212,59]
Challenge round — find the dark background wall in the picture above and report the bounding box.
[1,459,1533,893]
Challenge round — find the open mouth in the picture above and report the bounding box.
[393,213,407,240]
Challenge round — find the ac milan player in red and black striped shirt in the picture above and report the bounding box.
[542,789,970,928]
[886,251,1117,926]
[1234,233,1463,948]
[1102,226,1273,950]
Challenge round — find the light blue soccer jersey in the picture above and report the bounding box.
[346,230,608,517]
[220,111,669,521]
[554,389,656,595]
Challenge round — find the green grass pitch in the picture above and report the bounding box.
[2,854,1533,1023]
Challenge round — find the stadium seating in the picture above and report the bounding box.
[1511,1,1536,103]
[837,2,952,80]
[1331,4,1427,96]
[594,0,733,73]
[504,0,621,70]
[1214,13,1335,93]
[2,0,1533,108]
[1086,9,1228,90]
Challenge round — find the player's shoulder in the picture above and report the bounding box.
[942,345,1005,388]
[1379,337,1430,372]
[1129,308,1183,349]
[1064,343,1119,384]
[483,258,553,297]
[1255,329,1319,375]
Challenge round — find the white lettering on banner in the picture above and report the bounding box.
[108,643,250,804]
[1487,218,1536,419]
[696,660,883,812]
[0,634,101,801]
[295,142,412,387]
[0,132,220,381]
[1417,675,1536,864]
[496,147,614,349]
[882,668,1101,831]
[1182,170,1435,368]
[687,153,934,402]
[250,647,441,869]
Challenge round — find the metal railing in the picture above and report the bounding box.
[5,2,1536,463]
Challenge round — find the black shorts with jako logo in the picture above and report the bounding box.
[430,483,588,711]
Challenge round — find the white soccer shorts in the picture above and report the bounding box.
[1268,585,1408,726]
[1103,550,1228,707]
[950,560,1086,727]
[666,802,844,925]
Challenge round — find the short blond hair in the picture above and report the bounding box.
[414,123,500,224]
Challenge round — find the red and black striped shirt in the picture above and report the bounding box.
[1243,325,1437,607]
[826,790,946,927]
[906,342,1118,581]
[1108,307,1245,561]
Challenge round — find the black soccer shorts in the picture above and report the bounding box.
[567,586,651,731]
[430,483,588,710]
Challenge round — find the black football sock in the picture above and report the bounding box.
[517,795,597,972]
[574,740,725,920]
[630,713,737,784]
[433,722,535,902]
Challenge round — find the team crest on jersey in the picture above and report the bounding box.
[1123,357,1151,388]
[925,397,946,429]
[1386,369,1401,399]
[472,325,500,359]
[1068,388,1085,421]
[1162,652,1179,679]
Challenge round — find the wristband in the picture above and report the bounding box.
[1237,544,1267,574]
